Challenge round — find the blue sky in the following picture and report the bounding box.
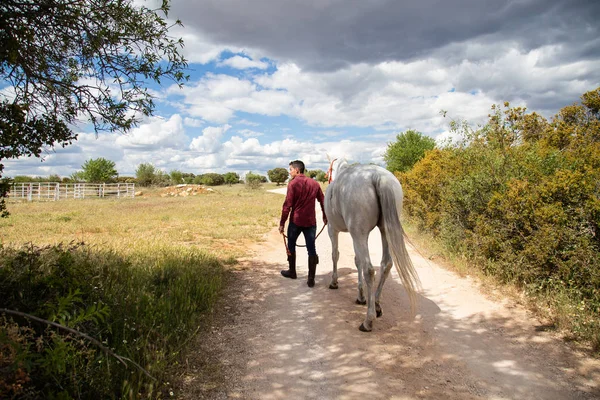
[3,0,600,179]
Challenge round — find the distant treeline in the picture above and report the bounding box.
[10,164,328,187]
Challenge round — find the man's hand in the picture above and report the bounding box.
[279,224,285,234]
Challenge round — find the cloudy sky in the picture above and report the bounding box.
[4,0,600,178]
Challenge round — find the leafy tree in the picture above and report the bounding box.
[182,172,195,184]
[70,171,85,182]
[245,171,265,189]
[135,163,156,187]
[169,170,184,185]
[0,0,188,216]
[11,175,48,183]
[153,169,170,186]
[268,167,289,185]
[306,169,320,179]
[116,176,135,183]
[316,170,327,183]
[200,173,224,186]
[383,130,436,173]
[80,158,118,183]
[223,172,240,186]
[11,176,30,183]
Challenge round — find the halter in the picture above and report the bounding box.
[326,158,338,183]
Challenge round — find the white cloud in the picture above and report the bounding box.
[183,117,204,127]
[169,73,296,123]
[220,55,269,70]
[189,124,231,153]
[237,119,260,126]
[238,129,264,138]
[169,25,229,64]
[318,130,345,137]
[115,114,187,150]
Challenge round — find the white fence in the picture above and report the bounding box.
[8,182,136,201]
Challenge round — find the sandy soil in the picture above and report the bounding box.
[177,188,600,400]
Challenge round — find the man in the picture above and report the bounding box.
[279,160,327,287]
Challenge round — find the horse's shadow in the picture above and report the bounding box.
[316,266,441,324]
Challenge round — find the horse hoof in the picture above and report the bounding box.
[355,299,367,305]
[359,323,371,332]
[376,309,383,318]
[329,283,338,290]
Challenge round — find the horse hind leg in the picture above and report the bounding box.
[375,227,393,318]
[354,252,366,305]
[328,228,340,290]
[352,237,376,332]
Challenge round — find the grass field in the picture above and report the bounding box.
[0,183,286,398]
[1,184,284,258]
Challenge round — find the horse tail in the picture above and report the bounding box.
[376,173,421,312]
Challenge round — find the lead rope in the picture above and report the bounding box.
[282,223,327,256]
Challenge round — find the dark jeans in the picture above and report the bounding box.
[287,222,317,257]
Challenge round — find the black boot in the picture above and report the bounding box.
[307,255,318,287]
[281,253,297,279]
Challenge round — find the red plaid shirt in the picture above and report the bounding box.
[280,174,325,227]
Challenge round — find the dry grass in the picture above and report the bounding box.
[1,184,284,259]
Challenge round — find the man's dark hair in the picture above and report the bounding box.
[289,160,305,173]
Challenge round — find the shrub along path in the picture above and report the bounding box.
[177,188,600,399]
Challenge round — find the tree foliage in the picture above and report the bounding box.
[135,163,156,187]
[399,87,600,348]
[245,172,266,189]
[0,0,188,215]
[223,172,240,186]
[80,158,117,183]
[268,167,288,185]
[315,170,327,183]
[306,169,318,179]
[169,170,183,185]
[383,130,436,173]
[153,169,170,186]
[181,172,195,184]
[200,173,224,186]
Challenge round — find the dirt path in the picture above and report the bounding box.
[178,188,600,400]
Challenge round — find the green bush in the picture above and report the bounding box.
[200,173,225,186]
[0,242,225,398]
[244,172,266,189]
[135,163,156,187]
[400,87,600,349]
[223,172,240,186]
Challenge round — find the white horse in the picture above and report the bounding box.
[325,158,420,332]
